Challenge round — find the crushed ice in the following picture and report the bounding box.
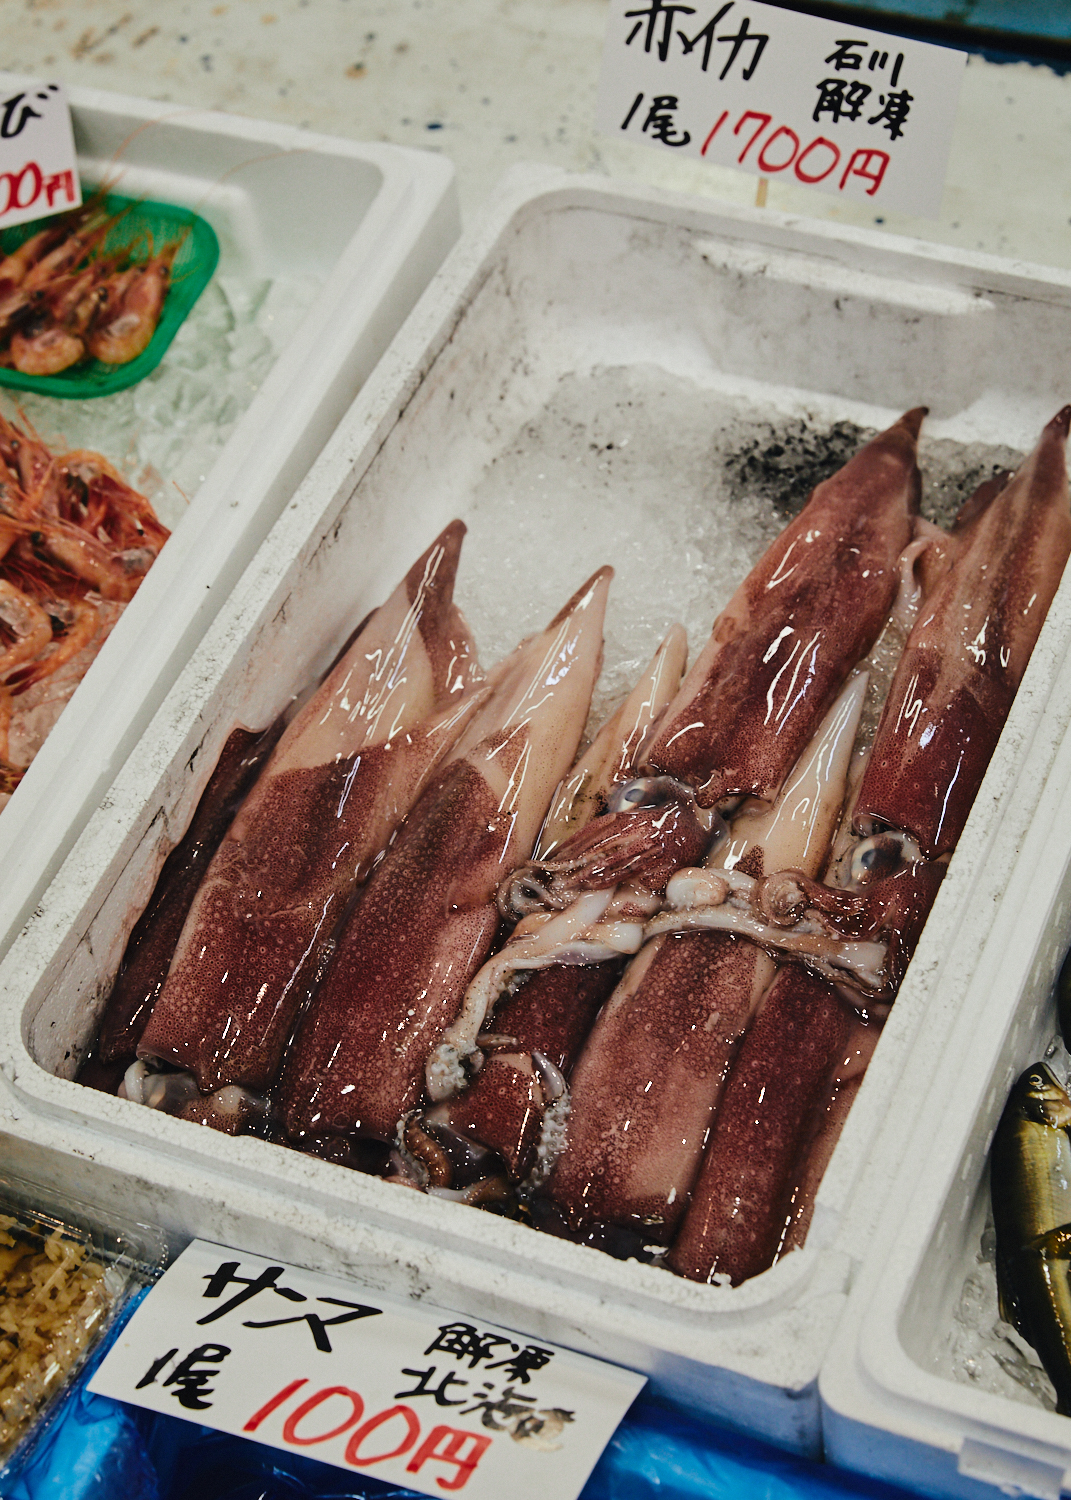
[9,272,321,530]
[455,365,1024,739]
[947,1240,1058,1411]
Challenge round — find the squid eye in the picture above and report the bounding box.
[847,831,920,887]
[859,844,896,877]
[607,775,691,815]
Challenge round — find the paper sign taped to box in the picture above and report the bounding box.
[598,0,966,217]
[0,74,80,229]
[91,1240,645,1499]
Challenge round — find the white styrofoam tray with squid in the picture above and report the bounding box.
[2,166,1070,1457]
[0,83,458,953]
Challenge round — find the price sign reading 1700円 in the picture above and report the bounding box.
[598,0,966,217]
[91,1240,646,1500]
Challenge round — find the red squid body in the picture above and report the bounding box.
[644,410,924,806]
[417,629,691,1184]
[537,930,775,1247]
[779,1013,882,1256]
[280,567,612,1148]
[666,965,855,1285]
[856,407,1071,858]
[91,721,285,1071]
[538,673,866,1246]
[137,521,484,1094]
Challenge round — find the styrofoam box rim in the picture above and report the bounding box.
[0,82,458,955]
[5,166,1071,1455]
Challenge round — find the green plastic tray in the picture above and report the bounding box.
[0,186,220,400]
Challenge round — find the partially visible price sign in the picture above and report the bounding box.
[598,0,966,217]
[91,1240,645,1500]
[0,74,81,229]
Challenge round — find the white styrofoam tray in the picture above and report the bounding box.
[3,166,1071,1459]
[820,638,1071,1487]
[0,83,458,954]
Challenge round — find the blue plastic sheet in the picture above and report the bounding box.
[3,1296,926,1500]
[586,1399,919,1500]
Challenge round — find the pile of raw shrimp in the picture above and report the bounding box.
[0,407,169,801]
[0,199,177,376]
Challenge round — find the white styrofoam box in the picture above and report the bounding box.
[820,644,1071,1485]
[0,83,458,953]
[4,166,1071,1459]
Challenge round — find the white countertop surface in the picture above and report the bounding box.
[7,0,1071,268]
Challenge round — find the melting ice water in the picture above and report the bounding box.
[8,272,322,529]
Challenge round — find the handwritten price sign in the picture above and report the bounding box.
[0,75,80,229]
[598,0,966,216]
[91,1240,645,1500]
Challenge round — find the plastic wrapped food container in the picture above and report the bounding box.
[820,649,1071,1497]
[0,1162,165,1485]
[2,166,1071,1459]
[0,82,458,955]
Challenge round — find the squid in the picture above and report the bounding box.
[856,405,1071,858]
[81,719,287,1089]
[407,627,692,1193]
[136,521,486,1098]
[391,414,926,1238]
[664,965,858,1285]
[280,566,612,1156]
[654,406,1071,1001]
[458,409,928,993]
[640,410,1071,1284]
[90,399,1071,1295]
[642,408,924,806]
[778,1016,881,1257]
[534,671,866,1251]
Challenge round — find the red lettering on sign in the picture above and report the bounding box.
[43,169,75,208]
[794,137,841,184]
[406,1425,494,1492]
[839,148,890,196]
[344,1404,421,1466]
[243,1378,309,1432]
[701,111,891,201]
[700,111,728,157]
[281,1386,365,1446]
[732,111,771,164]
[0,162,42,216]
[756,125,800,174]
